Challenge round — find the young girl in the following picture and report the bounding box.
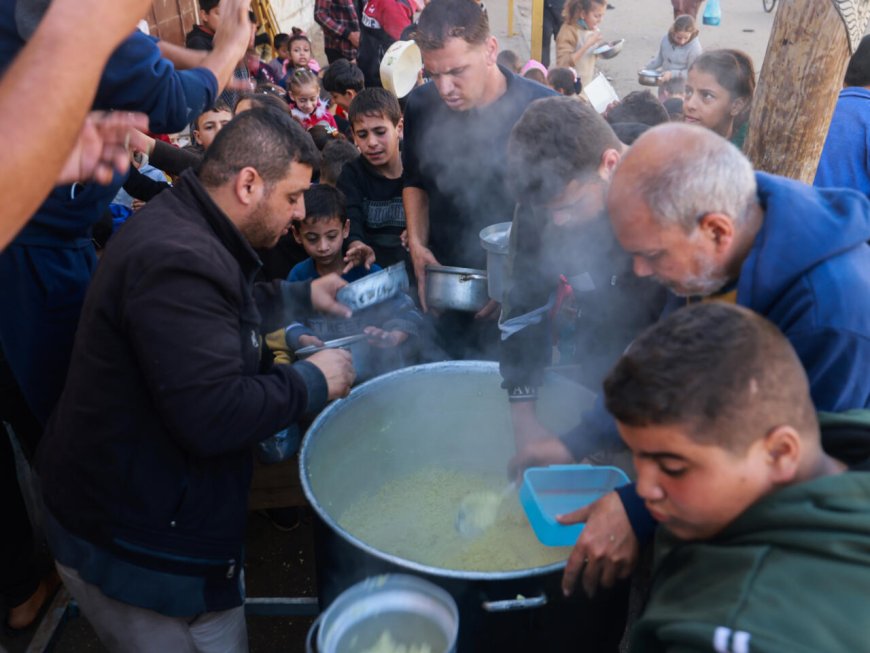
[555,0,608,89]
[287,28,321,75]
[684,49,756,149]
[645,15,702,98]
[287,67,338,131]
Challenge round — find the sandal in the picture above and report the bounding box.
[4,569,61,635]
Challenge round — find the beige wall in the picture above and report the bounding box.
[271,0,317,33]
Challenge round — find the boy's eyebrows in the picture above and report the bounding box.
[636,451,688,462]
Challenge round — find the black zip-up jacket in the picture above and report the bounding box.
[37,170,328,613]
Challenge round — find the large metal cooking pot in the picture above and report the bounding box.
[300,362,629,652]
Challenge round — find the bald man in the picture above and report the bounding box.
[551,123,870,599]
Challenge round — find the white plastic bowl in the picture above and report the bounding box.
[380,40,423,98]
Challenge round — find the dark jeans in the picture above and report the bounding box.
[325,47,351,64]
[541,4,563,68]
[0,355,43,606]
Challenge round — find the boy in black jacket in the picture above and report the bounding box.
[337,87,409,268]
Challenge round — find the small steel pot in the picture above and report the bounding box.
[296,334,376,383]
[336,262,409,312]
[309,574,459,653]
[425,265,488,312]
[593,38,624,60]
[638,69,662,86]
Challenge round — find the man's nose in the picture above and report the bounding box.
[293,197,305,221]
[434,76,454,98]
[633,256,653,278]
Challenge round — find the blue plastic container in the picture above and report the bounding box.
[520,465,631,547]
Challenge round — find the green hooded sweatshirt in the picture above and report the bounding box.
[631,472,870,653]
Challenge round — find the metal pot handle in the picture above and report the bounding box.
[460,273,488,282]
[481,592,547,612]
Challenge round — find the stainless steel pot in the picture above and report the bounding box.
[638,69,662,86]
[300,362,630,652]
[479,222,511,303]
[425,265,488,312]
[336,262,409,312]
[309,574,459,653]
[296,334,377,383]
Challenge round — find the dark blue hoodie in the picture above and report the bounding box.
[744,172,870,412]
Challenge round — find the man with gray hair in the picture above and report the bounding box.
[551,122,870,600]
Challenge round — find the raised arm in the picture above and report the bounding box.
[0,0,151,249]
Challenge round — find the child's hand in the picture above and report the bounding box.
[363,326,408,348]
[400,229,409,251]
[659,71,672,83]
[343,241,376,273]
[298,335,324,349]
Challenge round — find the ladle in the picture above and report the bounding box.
[454,481,516,538]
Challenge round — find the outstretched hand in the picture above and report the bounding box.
[343,241,376,273]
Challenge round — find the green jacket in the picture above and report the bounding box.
[631,472,870,653]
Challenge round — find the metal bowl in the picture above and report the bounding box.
[425,265,489,313]
[296,334,377,382]
[335,262,409,312]
[593,38,624,60]
[638,69,662,86]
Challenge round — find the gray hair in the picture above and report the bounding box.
[638,132,756,233]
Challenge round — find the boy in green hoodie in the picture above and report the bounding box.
[600,302,870,653]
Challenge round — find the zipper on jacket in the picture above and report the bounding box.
[226,559,236,579]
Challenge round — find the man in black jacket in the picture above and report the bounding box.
[37,108,354,652]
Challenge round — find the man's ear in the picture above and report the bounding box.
[698,212,735,251]
[763,425,802,484]
[598,148,621,182]
[484,35,499,64]
[234,166,262,206]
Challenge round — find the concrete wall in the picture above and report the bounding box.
[271,0,317,33]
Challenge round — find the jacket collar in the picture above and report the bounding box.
[176,169,262,282]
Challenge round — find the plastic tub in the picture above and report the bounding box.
[520,465,631,547]
[380,40,423,99]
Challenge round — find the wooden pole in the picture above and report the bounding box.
[531,0,544,61]
[508,0,516,37]
[744,0,870,182]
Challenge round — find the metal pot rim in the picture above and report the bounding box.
[299,361,568,581]
[425,264,487,277]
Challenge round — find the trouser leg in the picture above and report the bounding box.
[55,562,249,653]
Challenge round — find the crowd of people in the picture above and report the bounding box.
[2,0,870,651]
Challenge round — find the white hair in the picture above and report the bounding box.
[638,130,757,233]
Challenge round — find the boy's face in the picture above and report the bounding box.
[277,43,290,60]
[200,6,221,31]
[294,216,349,267]
[352,113,402,170]
[618,421,774,541]
[330,89,356,112]
[194,109,233,150]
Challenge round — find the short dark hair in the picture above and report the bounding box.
[199,0,220,13]
[845,35,870,87]
[322,59,365,94]
[523,68,547,85]
[547,67,579,95]
[199,108,320,188]
[299,184,348,224]
[497,49,521,72]
[611,121,650,145]
[414,0,490,51]
[508,96,620,205]
[193,101,233,132]
[348,87,402,126]
[604,303,819,453]
[273,33,290,50]
[319,140,360,186]
[606,91,669,127]
[234,90,289,114]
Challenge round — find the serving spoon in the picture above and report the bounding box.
[454,481,516,538]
